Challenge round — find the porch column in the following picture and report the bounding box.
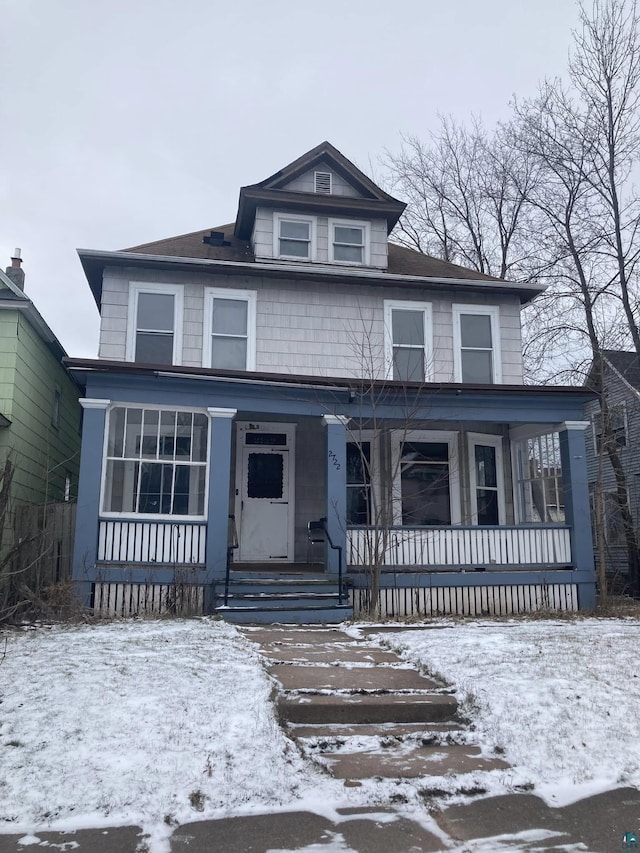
[322,415,349,575]
[558,421,596,608]
[72,398,110,606]
[205,407,237,612]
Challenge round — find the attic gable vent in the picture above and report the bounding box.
[314,171,332,194]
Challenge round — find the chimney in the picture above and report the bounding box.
[5,248,25,291]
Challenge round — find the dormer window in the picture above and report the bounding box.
[274,213,316,261]
[329,219,369,265]
[314,171,332,194]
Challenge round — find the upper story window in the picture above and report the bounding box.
[329,219,369,265]
[127,282,183,365]
[452,304,501,383]
[203,288,257,371]
[593,404,627,453]
[274,213,316,261]
[384,300,432,382]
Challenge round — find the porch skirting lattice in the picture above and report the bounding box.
[93,582,205,617]
[350,582,578,618]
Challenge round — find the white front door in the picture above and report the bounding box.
[236,423,295,562]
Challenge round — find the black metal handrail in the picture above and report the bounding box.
[224,514,239,606]
[308,517,344,605]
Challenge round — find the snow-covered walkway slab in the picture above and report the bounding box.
[372,618,640,806]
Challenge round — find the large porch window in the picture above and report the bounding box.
[512,431,564,523]
[392,431,461,525]
[102,407,208,518]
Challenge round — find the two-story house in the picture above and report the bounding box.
[68,142,596,621]
[0,254,81,604]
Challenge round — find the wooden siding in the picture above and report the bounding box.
[99,268,524,383]
[584,367,640,579]
[0,311,81,508]
[251,207,388,268]
[282,167,362,198]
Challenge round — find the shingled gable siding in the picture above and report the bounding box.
[251,207,388,269]
[98,268,524,382]
[282,167,362,197]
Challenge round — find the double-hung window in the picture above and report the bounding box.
[203,288,256,371]
[452,305,501,383]
[274,214,315,260]
[102,406,208,518]
[128,283,183,365]
[384,300,432,382]
[593,404,627,453]
[329,219,368,264]
[392,431,461,526]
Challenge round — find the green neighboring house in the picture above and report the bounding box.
[0,254,81,523]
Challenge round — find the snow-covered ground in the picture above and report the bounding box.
[1,616,639,852]
[368,618,640,806]
[0,620,339,850]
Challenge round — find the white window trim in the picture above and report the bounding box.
[99,402,211,522]
[346,429,382,526]
[390,429,461,526]
[126,282,184,365]
[328,218,370,266]
[273,212,317,262]
[452,304,502,383]
[202,287,257,371]
[467,433,507,526]
[383,300,433,382]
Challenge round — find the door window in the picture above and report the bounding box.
[247,453,284,499]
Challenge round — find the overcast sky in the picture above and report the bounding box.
[1,0,582,358]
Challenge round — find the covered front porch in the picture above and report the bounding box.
[69,362,596,619]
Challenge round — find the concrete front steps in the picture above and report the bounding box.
[242,626,508,791]
[215,572,353,624]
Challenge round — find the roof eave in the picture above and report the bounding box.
[77,248,544,305]
[234,188,406,239]
[64,356,595,401]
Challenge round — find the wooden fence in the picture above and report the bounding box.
[13,501,76,586]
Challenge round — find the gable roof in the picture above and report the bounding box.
[234,141,407,238]
[605,350,640,391]
[0,268,69,362]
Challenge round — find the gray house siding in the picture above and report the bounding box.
[282,167,362,197]
[584,367,640,580]
[98,268,524,383]
[251,206,388,268]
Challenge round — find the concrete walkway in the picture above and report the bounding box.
[244,625,508,783]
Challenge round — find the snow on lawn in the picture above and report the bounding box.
[373,618,640,806]
[0,619,330,848]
